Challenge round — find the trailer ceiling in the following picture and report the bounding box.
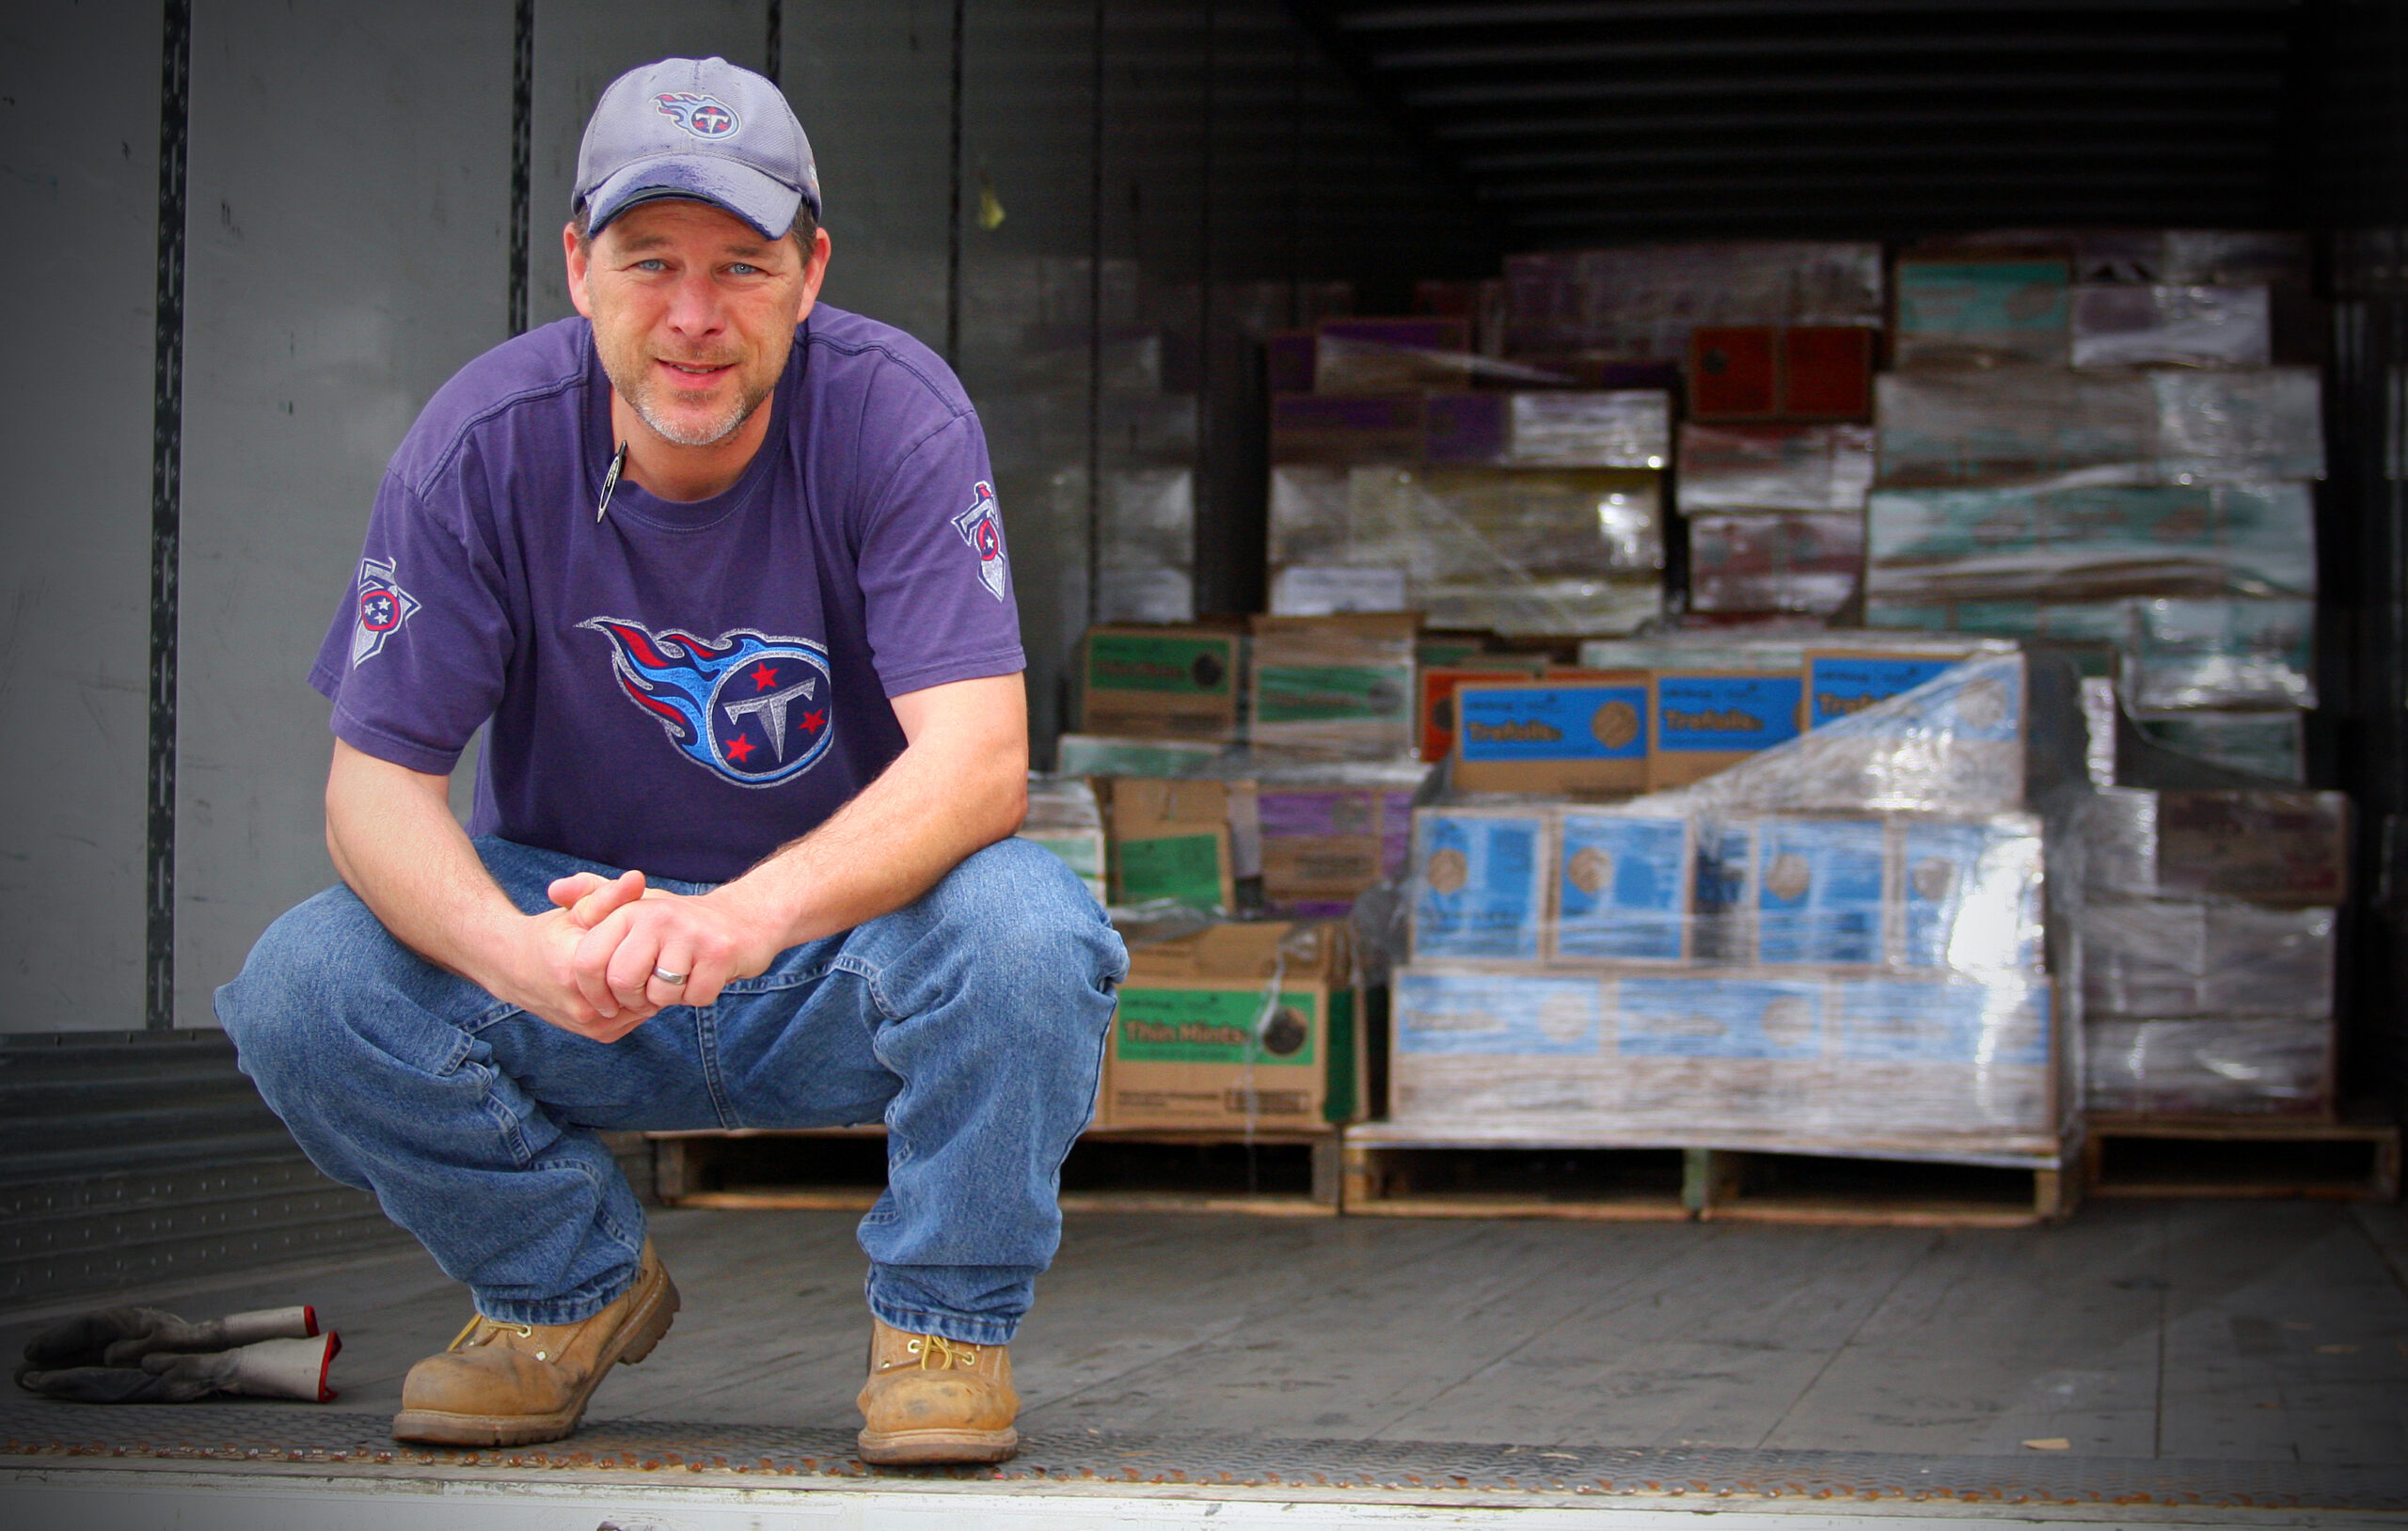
[1288,0,2321,245]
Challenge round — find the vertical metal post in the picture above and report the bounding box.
[145,0,191,1032]
[944,0,966,368]
[509,0,533,337]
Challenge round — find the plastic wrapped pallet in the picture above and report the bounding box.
[2082,786,2350,908]
[2083,1017,2332,1116]
[1876,369,2157,487]
[1689,512,1864,616]
[1421,391,1671,469]
[1388,968,2055,1142]
[2148,369,2324,482]
[1893,258,2071,368]
[1864,481,2317,604]
[2135,709,2305,783]
[1379,651,2083,1149]
[1313,319,1473,392]
[2123,597,2316,711]
[1019,775,1107,901]
[1501,242,1884,359]
[2070,285,2272,371]
[1269,466,1665,638]
[2082,899,2336,1018]
[1676,422,1876,514]
[1247,613,1418,759]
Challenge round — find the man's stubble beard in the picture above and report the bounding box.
[594,326,783,449]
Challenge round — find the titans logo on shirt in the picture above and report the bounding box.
[581,618,834,788]
[950,481,1009,602]
[351,557,420,667]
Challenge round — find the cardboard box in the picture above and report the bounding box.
[1452,674,1650,795]
[1421,390,1671,469]
[1270,393,1425,464]
[1647,670,1806,788]
[1547,810,1696,965]
[1742,816,1892,967]
[1407,806,1550,963]
[2155,789,2352,908]
[1688,513,1864,617]
[1076,624,1242,740]
[1247,612,1419,758]
[1688,325,1779,418]
[1780,325,1877,418]
[1676,421,1876,514]
[1386,965,2055,1141]
[1103,778,1238,912]
[1689,325,1876,422]
[1896,815,2045,972]
[1418,656,1550,763]
[1105,920,1360,1130]
[1256,782,1418,914]
[1804,649,1978,730]
[1893,258,2072,368]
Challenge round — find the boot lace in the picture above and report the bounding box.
[892,1334,979,1371]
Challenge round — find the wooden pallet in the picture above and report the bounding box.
[2083,1113,2401,1202]
[1342,1125,2077,1227]
[649,1126,1342,1217]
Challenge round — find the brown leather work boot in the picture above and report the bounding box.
[855,1316,1020,1464]
[391,1239,679,1445]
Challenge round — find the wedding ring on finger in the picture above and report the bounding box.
[651,967,689,987]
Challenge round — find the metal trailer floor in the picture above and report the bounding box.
[4,1199,2405,1528]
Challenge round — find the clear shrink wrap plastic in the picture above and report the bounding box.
[2076,784,2345,1116]
[1676,423,1875,514]
[1502,242,1885,359]
[1874,368,2323,487]
[1865,481,2316,604]
[1268,464,1665,637]
[2069,285,2272,371]
[1368,653,2088,1149]
[1019,774,1107,902]
[2083,1018,2332,1116]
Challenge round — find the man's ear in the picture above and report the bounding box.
[794,226,832,324]
[564,221,594,319]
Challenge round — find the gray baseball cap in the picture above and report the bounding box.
[574,56,820,241]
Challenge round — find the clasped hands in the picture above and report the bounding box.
[508,870,785,1042]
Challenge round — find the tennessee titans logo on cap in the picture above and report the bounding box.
[351,556,420,667]
[950,481,1009,602]
[582,618,833,788]
[653,91,740,140]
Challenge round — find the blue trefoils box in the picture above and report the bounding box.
[1407,808,1549,962]
[1550,813,1694,964]
[1805,653,1963,730]
[1897,816,2044,972]
[1751,816,1891,967]
[1832,976,2051,1067]
[1393,968,1603,1055]
[1452,675,1649,794]
[1614,974,1826,1060]
[1647,671,1804,787]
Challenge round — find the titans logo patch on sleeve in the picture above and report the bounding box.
[581,618,835,788]
[950,481,1010,602]
[351,557,420,667]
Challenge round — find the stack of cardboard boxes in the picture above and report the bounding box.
[1388,653,2070,1150]
[1266,317,1671,637]
[2081,785,2350,1116]
[1863,229,2323,782]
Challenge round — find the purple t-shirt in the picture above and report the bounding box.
[310,308,1024,884]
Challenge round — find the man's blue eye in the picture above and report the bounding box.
[728,263,761,276]
[635,259,668,272]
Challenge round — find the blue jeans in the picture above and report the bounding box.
[215,835,1125,1346]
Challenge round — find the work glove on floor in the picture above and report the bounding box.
[14,1305,340,1404]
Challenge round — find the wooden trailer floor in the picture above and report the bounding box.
[5,1199,2406,1526]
